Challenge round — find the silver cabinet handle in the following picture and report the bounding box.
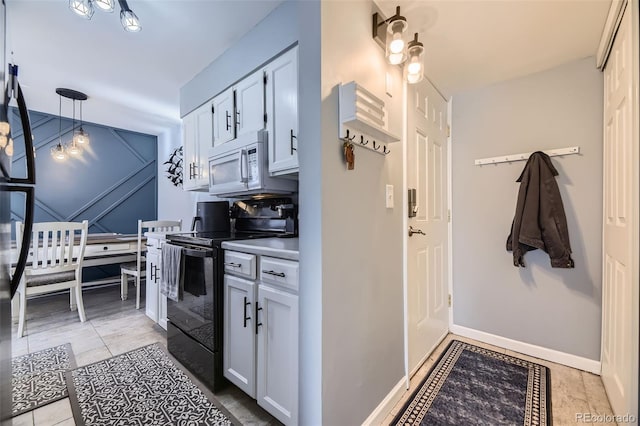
[408,226,426,237]
[262,269,285,278]
[225,262,242,268]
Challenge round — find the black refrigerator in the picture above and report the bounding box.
[1,0,36,421]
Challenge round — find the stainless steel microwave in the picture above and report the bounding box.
[208,130,297,197]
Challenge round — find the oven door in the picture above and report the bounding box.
[208,147,248,196]
[167,246,217,352]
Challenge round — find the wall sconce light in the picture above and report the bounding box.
[51,88,89,161]
[69,0,140,32]
[373,6,425,84]
[373,6,408,65]
[405,33,424,84]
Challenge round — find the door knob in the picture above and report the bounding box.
[408,226,426,237]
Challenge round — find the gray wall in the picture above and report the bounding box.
[180,1,299,117]
[320,1,405,424]
[451,57,603,360]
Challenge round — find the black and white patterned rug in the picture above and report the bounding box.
[12,343,75,416]
[66,343,236,425]
[392,340,552,425]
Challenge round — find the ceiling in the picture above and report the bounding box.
[6,0,611,136]
[6,0,283,135]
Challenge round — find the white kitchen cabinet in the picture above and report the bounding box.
[183,101,213,190]
[223,274,257,397]
[235,69,266,139]
[212,87,235,146]
[256,282,298,426]
[145,235,168,329]
[265,46,299,176]
[222,249,298,426]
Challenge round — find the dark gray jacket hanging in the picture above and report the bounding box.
[506,151,575,268]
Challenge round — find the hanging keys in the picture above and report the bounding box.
[343,141,355,170]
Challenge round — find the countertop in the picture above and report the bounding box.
[222,237,299,261]
[145,231,185,241]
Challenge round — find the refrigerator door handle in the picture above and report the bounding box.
[5,184,34,299]
[5,65,35,185]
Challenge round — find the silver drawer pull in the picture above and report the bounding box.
[225,262,242,268]
[262,270,285,278]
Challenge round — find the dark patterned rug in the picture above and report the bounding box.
[12,343,75,416]
[66,343,237,425]
[392,340,552,426]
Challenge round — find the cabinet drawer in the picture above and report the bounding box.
[259,256,298,292]
[84,243,132,256]
[224,250,257,279]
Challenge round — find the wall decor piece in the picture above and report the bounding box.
[164,146,183,187]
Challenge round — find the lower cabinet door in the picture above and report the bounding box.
[257,284,298,426]
[145,248,159,322]
[223,275,256,397]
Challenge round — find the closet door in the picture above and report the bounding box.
[601,3,638,420]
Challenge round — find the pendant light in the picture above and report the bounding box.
[119,0,141,32]
[51,93,68,162]
[66,99,83,157]
[72,98,90,146]
[406,33,425,84]
[69,0,94,19]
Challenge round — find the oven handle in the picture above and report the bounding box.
[181,247,213,258]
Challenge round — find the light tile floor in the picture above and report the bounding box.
[382,333,618,425]
[10,284,278,426]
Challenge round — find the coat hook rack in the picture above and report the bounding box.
[474,146,580,166]
[340,129,390,156]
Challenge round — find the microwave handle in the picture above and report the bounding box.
[239,149,248,183]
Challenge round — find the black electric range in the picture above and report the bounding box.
[164,198,296,392]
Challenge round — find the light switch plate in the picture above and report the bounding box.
[386,184,394,208]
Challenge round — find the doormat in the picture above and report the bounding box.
[12,343,75,416]
[392,340,552,425]
[66,343,237,425]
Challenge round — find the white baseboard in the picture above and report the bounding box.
[450,324,601,374]
[361,376,407,426]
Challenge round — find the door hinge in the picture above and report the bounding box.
[447,209,451,223]
[264,113,267,124]
[448,294,452,307]
[263,74,267,85]
[446,125,451,137]
[211,105,214,114]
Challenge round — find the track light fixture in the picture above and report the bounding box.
[68,0,140,32]
[372,5,424,84]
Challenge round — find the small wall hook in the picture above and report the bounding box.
[373,141,380,151]
[383,146,390,155]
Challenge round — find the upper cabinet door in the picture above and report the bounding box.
[213,87,236,147]
[194,102,213,186]
[235,69,265,138]
[182,102,213,191]
[182,111,199,190]
[266,46,299,176]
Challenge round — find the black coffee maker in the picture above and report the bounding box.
[190,201,230,232]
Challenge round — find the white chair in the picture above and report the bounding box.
[120,219,182,309]
[14,220,89,338]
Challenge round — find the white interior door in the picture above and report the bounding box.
[406,79,449,374]
[601,4,639,420]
